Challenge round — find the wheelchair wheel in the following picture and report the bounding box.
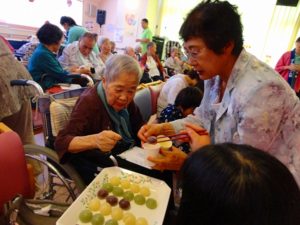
[23,144,86,204]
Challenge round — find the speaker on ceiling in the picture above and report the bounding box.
[276,0,299,7]
[96,10,106,26]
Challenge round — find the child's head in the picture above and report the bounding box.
[174,86,203,117]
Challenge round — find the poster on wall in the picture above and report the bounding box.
[124,13,137,36]
[114,28,124,43]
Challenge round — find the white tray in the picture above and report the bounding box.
[56,166,171,225]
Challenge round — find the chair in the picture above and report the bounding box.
[134,81,164,122]
[0,128,72,225]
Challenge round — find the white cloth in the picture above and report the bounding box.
[146,56,160,78]
[164,57,183,74]
[58,41,105,80]
[157,74,188,116]
[171,49,300,186]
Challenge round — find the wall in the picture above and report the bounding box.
[0,0,82,40]
[83,0,150,52]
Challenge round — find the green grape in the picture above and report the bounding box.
[146,198,157,209]
[105,219,119,225]
[134,194,146,205]
[111,207,123,221]
[109,176,121,186]
[89,198,101,211]
[123,191,134,201]
[79,209,93,223]
[91,213,105,225]
[102,183,113,192]
[139,187,151,197]
[136,217,148,225]
[112,186,124,197]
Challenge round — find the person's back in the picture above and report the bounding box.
[157,74,189,116]
[158,86,203,123]
[177,143,300,225]
[28,23,71,90]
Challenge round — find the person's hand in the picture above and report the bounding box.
[147,146,187,171]
[92,130,122,152]
[138,123,175,142]
[184,122,210,152]
[288,63,300,72]
[138,124,164,142]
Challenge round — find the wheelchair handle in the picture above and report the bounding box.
[10,79,44,95]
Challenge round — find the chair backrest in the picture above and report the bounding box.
[0,131,31,214]
[37,87,87,148]
[134,87,152,122]
[134,82,165,122]
[149,82,164,115]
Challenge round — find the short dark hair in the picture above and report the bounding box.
[296,37,300,43]
[174,87,203,110]
[60,16,77,26]
[142,18,148,23]
[179,0,243,56]
[36,23,63,45]
[177,143,300,225]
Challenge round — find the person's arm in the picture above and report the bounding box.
[275,52,290,74]
[234,82,288,152]
[54,91,121,158]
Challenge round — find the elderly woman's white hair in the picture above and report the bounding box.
[103,54,142,83]
[97,36,110,48]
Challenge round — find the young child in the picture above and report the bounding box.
[158,86,203,152]
[158,86,203,123]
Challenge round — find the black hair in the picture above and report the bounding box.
[36,23,63,45]
[183,69,199,80]
[174,87,203,110]
[179,0,243,56]
[177,143,300,225]
[142,18,148,24]
[60,16,77,26]
[296,37,300,43]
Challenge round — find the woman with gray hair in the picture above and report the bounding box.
[54,54,171,185]
[98,36,113,63]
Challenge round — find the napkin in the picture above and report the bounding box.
[118,146,155,169]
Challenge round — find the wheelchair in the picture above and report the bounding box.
[9,77,95,205]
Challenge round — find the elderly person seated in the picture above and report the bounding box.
[54,54,172,185]
[58,32,105,80]
[124,46,138,60]
[164,46,185,76]
[140,42,166,82]
[98,36,113,63]
[28,23,87,90]
[135,45,142,61]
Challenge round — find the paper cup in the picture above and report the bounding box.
[157,135,172,151]
[142,142,161,157]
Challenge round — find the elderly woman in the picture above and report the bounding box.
[140,42,166,82]
[28,23,88,90]
[138,0,300,186]
[54,54,171,185]
[98,37,113,63]
[164,46,185,75]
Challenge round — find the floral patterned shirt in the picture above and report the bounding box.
[171,49,300,186]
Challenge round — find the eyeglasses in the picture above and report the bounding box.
[184,47,204,59]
